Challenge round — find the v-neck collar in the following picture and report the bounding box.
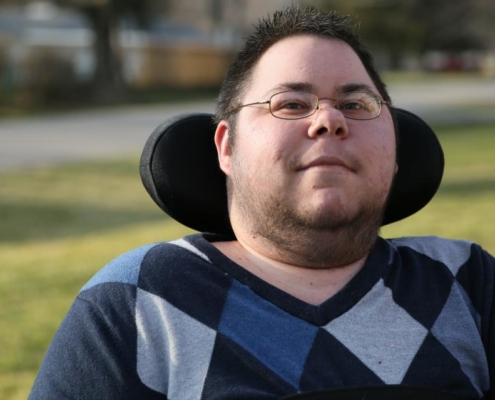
[191,233,392,326]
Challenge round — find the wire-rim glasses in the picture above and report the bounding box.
[228,90,390,121]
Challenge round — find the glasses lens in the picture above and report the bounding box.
[270,91,317,119]
[335,92,381,120]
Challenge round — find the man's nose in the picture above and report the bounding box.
[307,102,349,139]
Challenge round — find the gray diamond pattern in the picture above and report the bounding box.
[323,279,428,384]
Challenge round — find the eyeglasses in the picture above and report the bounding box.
[229,90,390,120]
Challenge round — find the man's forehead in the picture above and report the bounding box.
[246,35,376,98]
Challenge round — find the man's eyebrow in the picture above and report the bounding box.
[263,82,379,99]
[263,82,315,98]
[336,83,377,96]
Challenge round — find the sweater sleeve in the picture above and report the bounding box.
[29,283,166,400]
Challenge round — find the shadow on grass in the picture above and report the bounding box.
[0,201,166,243]
[437,177,495,197]
[2,177,494,244]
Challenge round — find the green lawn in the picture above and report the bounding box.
[382,123,495,251]
[0,159,195,399]
[1,124,495,399]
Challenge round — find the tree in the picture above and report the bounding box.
[55,0,162,101]
[309,0,490,69]
[307,0,423,69]
[410,0,484,53]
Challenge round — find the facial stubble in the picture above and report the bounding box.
[229,152,389,269]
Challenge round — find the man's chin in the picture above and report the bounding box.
[295,201,385,232]
[296,203,360,230]
[303,215,357,231]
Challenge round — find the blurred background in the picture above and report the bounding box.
[1,1,494,399]
[0,0,494,114]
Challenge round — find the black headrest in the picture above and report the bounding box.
[140,109,444,236]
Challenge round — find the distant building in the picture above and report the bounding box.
[0,0,254,92]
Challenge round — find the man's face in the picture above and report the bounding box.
[216,35,396,240]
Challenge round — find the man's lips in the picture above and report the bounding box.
[296,156,355,172]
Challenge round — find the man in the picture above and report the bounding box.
[30,6,494,399]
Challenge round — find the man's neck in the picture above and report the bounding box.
[212,239,368,305]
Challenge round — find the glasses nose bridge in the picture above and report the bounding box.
[314,96,338,114]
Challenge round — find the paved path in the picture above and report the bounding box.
[390,79,495,125]
[1,80,494,171]
[0,101,215,171]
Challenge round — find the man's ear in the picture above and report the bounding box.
[214,120,232,176]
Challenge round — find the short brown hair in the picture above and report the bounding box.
[215,5,391,143]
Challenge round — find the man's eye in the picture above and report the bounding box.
[340,101,364,110]
[278,101,310,110]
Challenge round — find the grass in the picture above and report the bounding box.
[381,70,494,86]
[0,87,218,119]
[382,123,495,251]
[0,159,195,399]
[1,124,495,399]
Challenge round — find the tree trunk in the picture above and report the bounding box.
[83,5,126,102]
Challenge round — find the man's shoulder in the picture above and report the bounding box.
[388,235,475,257]
[385,235,493,275]
[80,233,211,293]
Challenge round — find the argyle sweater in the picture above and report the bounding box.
[30,233,495,399]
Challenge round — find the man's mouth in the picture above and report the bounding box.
[297,156,355,172]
